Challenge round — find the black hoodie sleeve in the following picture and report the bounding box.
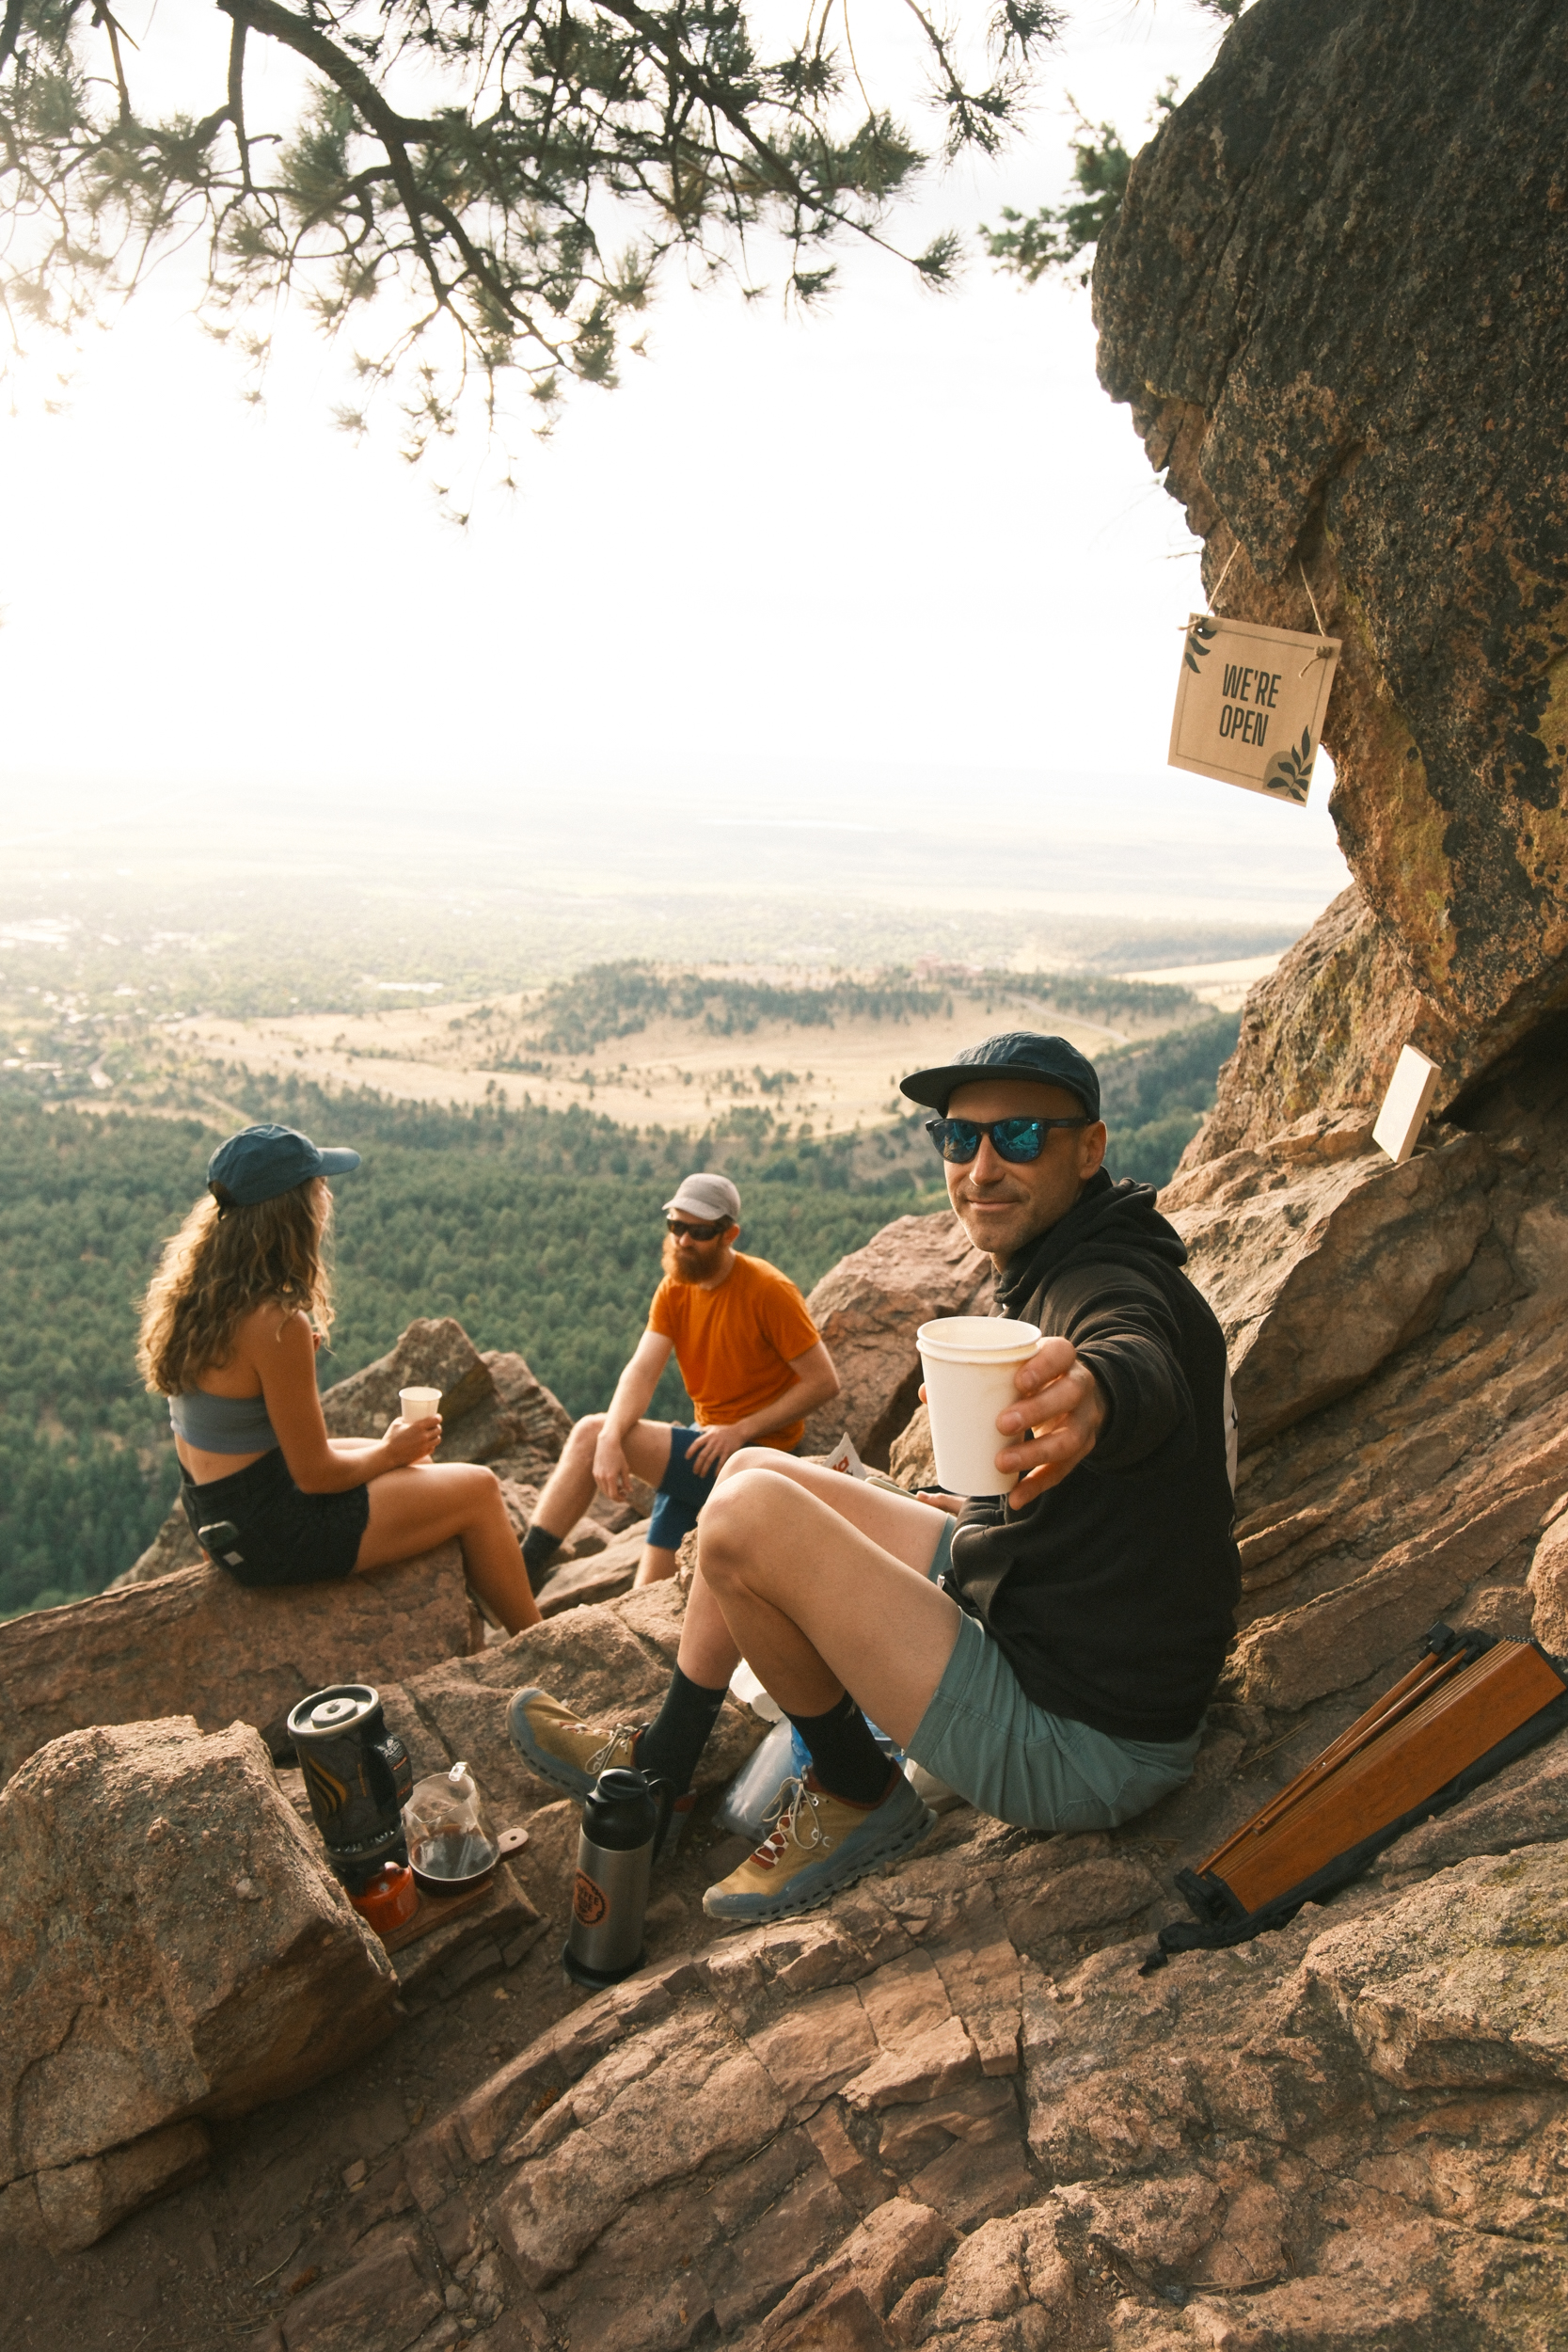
[1034,1257,1195,1472]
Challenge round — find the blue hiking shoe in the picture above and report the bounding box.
[702,1768,934,1925]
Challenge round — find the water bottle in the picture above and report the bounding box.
[563,1767,657,1990]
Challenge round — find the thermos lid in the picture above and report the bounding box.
[287,1684,382,1743]
[582,1767,658,1851]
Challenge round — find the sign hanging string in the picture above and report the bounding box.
[1296,559,1334,675]
[1208,538,1242,612]
[1175,536,1242,631]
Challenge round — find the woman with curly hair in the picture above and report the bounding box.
[139,1122,539,1634]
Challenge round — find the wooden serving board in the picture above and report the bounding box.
[378,1873,497,1952]
[374,1823,530,1953]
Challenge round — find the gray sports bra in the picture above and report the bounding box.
[169,1389,279,1454]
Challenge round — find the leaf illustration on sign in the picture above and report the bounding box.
[1183,618,1217,675]
[1261,726,1314,804]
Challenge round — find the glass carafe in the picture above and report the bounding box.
[402,1760,499,1887]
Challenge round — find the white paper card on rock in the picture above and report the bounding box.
[1373,1044,1442,1165]
[1169,613,1341,804]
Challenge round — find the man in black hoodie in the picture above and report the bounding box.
[509,1031,1240,1927]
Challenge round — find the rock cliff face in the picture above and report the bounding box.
[1095,0,1568,1129]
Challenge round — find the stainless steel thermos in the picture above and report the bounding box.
[286,1683,414,1896]
[563,1767,657,1989]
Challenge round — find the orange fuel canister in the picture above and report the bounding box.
[351,1861,419,1933]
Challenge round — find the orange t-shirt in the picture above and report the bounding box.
[647,1253,821,1450]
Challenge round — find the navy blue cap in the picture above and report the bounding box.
[900,1032,1101,1122]
[207,1124,362,1207]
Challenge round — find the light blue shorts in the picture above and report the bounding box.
[906,1520,1203,1834]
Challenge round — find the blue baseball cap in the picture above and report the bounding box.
[207,1124,362,1207]
[900,1031,1101,1121]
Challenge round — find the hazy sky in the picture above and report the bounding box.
[0,0,1348,930]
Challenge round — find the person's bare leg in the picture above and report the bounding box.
[532,1417,674,1539]
[635,1543,680,1588]
[686,1458,957,1744]
[530,1415,606,1540]
[356,1462,541,1635]
[676,1451,946,1685]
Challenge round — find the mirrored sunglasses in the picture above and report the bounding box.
[926,1114,1088,1166]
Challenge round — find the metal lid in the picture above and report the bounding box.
[286,1683,381,1742]
[581,1766,658,1851]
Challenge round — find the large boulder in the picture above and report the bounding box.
[0,1543,473,1789]
[1095,0,1568,1124]
[801,1214,990,1466]
[0,1717,398,2249]
[1304,1846,1568,2090]
[1173,885,1422,1172]
[119,1319,572,1588]
[324,1324,571,1478]
[1202,931,1568,1717]
[1164,1127,1494,1447]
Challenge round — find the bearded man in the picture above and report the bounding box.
[520,1171,841,1593]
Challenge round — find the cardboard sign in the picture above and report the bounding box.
[1372,1044,1442,1165]
[1169,613,1341,805]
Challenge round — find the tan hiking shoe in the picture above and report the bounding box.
[506,1687,698,1859]
[508,1687,641,1802]
[702,1769,933,1924]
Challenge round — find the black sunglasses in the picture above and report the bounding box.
[666,1216,729,1240]
[926,1114,1089,1166]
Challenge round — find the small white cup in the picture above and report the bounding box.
[916,1317,1042,1496]
[399,1387,442,1454]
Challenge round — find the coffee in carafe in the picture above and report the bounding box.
[403,1760,499,1891]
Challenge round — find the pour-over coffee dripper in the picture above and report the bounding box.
[402,1760,499,1895]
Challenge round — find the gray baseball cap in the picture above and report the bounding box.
[899,1031,1101,1121]
[663,1171,741,1226]
[207,1123,362,1207]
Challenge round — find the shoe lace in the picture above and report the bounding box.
[586,1723,640,1776]
[754,1773,833,1863]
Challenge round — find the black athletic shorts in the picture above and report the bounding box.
[180,1448,371,1588]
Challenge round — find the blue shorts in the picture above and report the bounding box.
[647,1424,803,1550]
[907,1519,1203,1833]
[645,1425,723,1551]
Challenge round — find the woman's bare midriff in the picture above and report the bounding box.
[174,1433,272,1486]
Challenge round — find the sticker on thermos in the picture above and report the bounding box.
[573,1869,609,1926]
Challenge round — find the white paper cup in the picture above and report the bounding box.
[916,1317,1042,1497]
[399,1387,442,1425]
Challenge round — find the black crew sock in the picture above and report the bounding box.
[636,1665,731,1794]
[521,1524,564,1589]
[785,1692,893,1807]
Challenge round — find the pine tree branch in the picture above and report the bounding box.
[0,0,27,77]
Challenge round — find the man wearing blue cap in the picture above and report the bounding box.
[509,1031,1240,1923]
